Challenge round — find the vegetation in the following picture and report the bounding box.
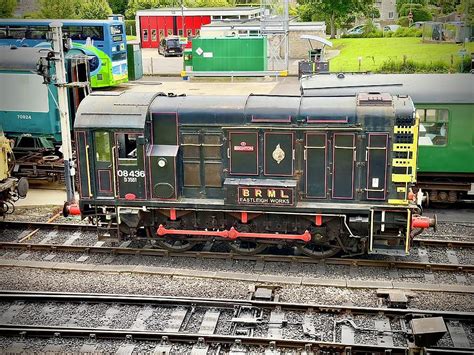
[0,0,17,17]
[329,37,474,72]
[125,0,230,19]
[80,0,113,19]
[297,0,378,39]
[37,0,81,19]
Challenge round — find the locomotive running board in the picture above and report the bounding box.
[156,224,312,242]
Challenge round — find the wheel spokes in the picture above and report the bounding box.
[298,243,341,259]
[154,238,197,252]
[229,239,267,255]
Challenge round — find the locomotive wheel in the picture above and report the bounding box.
[154,237,197,252]
[297,243,341,259]
[229,239,267,255]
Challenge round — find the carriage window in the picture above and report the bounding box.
[417,108,449,146]
[117,133,138,163]
[95,131,111,162]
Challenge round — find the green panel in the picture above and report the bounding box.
[305,133,326,198]
[264,132,293,176]
[367,134,388,200]
[150,156,176,199]
[76,131,90,199]
[191,37,267,72]
[332,134,355,199]
[229,132,258,175]
[127,43,143,81]
[417,104,474,174]
[152,113,177,145]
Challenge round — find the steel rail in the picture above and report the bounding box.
[1,290,473,319]
[0,291,472,353]
[0,241,473,272]
[0,325,412,352]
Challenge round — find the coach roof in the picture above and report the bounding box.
[301,74,474,104]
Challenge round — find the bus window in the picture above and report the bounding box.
[83,26,104,41]
[27,26,48,39]
[110,25,123,35]
[8,26,27,39]
[64,26,83,40]
[417,108,449,146]
[143,29,148,41]
[0,26,7,39]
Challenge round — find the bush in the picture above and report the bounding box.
[341,30,383,38]
[377,58,463,73]
[397,16,410,27]
[125,19,136,36]
[393,27,422,37]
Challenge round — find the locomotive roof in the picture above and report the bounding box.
[300,74,474,104]
[75,91,162,129]
[0,46,47,71]
[150,94,360,123]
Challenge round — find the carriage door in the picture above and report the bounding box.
[94,131,115,198]
[115,132,146,199]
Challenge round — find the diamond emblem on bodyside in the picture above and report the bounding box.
[272,144,285,164]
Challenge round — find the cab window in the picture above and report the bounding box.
[95,131,111,162]
[117,133,138,165]
[417,108,449,146]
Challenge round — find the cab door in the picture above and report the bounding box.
[93,131,115,198]
[115,132,146,199]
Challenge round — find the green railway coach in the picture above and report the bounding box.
[301,74,474,204]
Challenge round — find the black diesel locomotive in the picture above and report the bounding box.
[65,91,435,258]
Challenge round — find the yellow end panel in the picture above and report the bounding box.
[0,133,13,181]
[405,209,411,254]
[392,174,414,183]
[390,110,419,205]
[388,199,409,205]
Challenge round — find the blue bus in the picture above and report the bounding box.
[0,18,128,88]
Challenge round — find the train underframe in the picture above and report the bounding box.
[416,172,474,205]
[76,203,433,258]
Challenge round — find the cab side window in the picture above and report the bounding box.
[117,133,138,165]
[417,108,449,146]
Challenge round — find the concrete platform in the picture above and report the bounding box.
[15,188,70,207]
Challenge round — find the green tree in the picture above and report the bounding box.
[109,0,129,15]
[125,0,161,19]
[0,0,17,18]
[396,0,427,12]
[297,0,375,38]
[80,0,113,19]
[399,3,433,21]
[458,0,473,25]
[38,0,80,18]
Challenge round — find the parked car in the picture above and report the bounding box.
[346,25,365,35]
[346,23,382,35]
[383,25,400,32]
[158,36,183,57]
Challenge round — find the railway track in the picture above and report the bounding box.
[0,291,472,353]
[1,220,473,273]
[2,220,474,248]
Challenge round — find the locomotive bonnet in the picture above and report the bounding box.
[68,91,435,257]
